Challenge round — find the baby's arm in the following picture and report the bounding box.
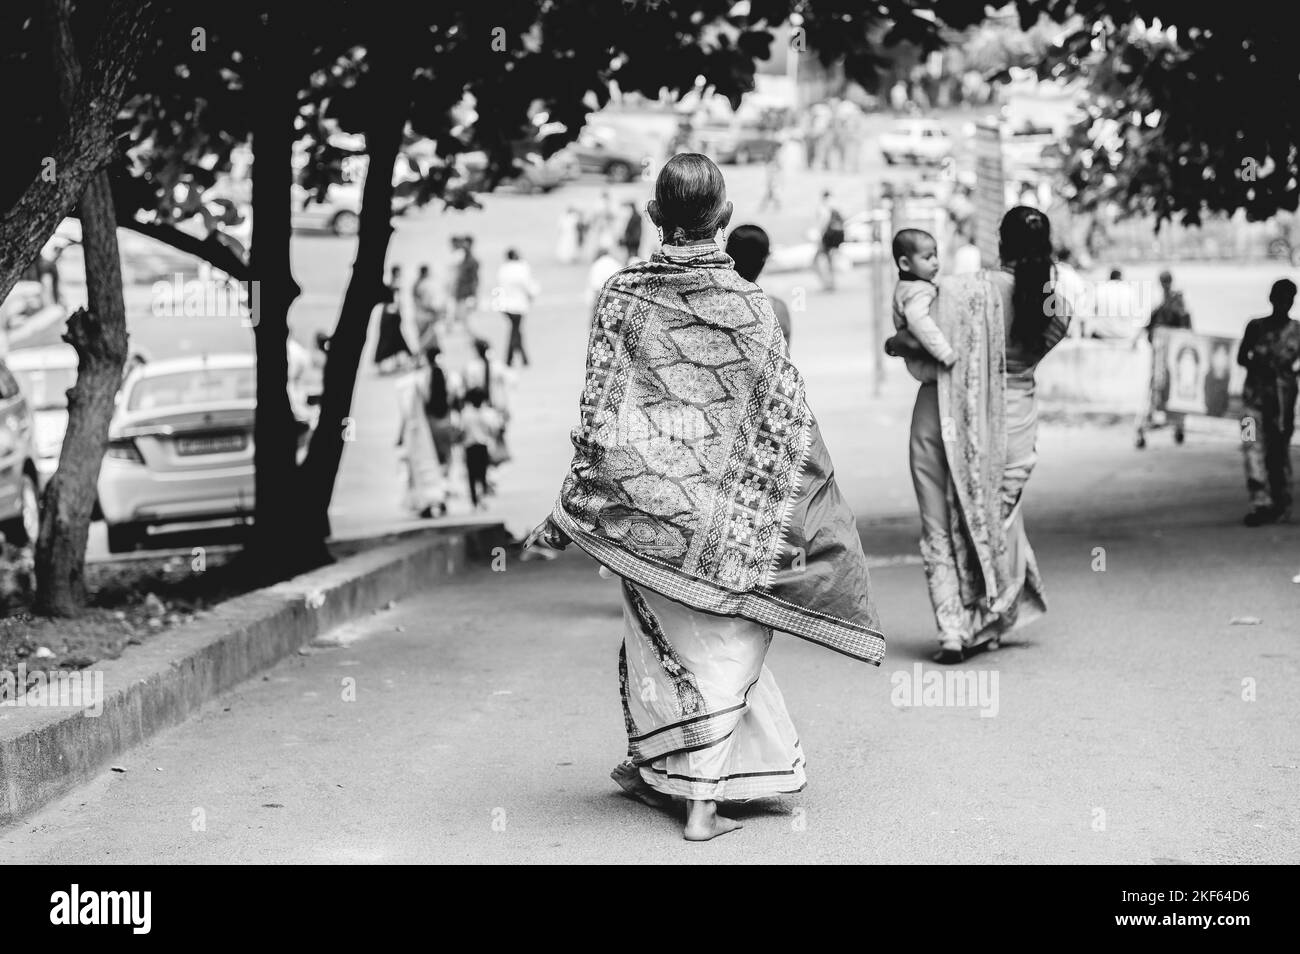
[902,284,955,366]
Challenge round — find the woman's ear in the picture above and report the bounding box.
[717,201,734,234]
[647,200,663,228]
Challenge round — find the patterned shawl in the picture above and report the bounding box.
[551,242,883,664]
[934,272,1010,613]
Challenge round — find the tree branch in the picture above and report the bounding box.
[0,0,159,303]
[114,217,253,281]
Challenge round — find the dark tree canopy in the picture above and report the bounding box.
[1017,0,1300,224]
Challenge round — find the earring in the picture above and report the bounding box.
[656,226,664,245]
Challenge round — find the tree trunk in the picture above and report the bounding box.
[0,0,157,304]
[32,0,131,616]
[247,11,307,580]
[297,40,416,547]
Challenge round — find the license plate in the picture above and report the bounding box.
[175,433,247,456]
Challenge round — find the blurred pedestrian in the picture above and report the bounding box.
[1090,268,1137,339]
[556,206,582,264]
[1238,279,1300,525]
[495,247,540,368]
[951,225,982,275]
[423,345,458,481]
[459,386,502,511]
[412,263,445,351]
[450,235,480,334]
[592,190,617,251]
[1136,269,1192,448]
[395,364,448,519]
[464,336,510,422]
[757,155,782,212]
[813,190,845,291]
[586,244,623,314]
[726,224,790,347]
[1050,248,1089,336]
[286,334,318,422]
[374,264,412,375]
[620,202,644,263]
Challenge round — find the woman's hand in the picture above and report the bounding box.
[521,516,570,560]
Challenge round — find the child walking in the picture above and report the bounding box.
[460,387,501,510]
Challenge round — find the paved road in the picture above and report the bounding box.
[4,459,1296,862]
[5,301,1298,861]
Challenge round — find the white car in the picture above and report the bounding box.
[4,343,78,485]
[98,354,260,553]
[879,120,953,166]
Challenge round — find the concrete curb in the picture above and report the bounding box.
[0,523,510,828]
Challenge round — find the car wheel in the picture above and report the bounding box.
[106,522,146,554]
[331,210,360,236]
[606,161,634,183]
[883,153,897,166]
[0,473,41,547]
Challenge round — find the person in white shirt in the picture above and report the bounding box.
[1051,248,1092,338]
[950,225,982,275]
[1090,267,1138,339]
[586,244,623,316]
[495,248,541,368]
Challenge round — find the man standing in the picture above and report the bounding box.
[1137,269,1193,446]
[1238,279,1300,525]
[620,202,643,263]
[495,247,540,368]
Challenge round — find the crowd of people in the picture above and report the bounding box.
[370,231,527,519]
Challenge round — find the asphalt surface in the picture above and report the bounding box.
[5,286,1298,863]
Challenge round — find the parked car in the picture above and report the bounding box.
[457,147,578,194]
[879,120,953,166]
[561,127,645,182]
[5,343,78,486]
[689,125,781,165]
[290,154,423,235]
[290,182,366,236]
[97,353,262,553]
[0,356,42,547]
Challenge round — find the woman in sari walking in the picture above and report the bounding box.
[525,155,884,841]
[896,206,1070,663]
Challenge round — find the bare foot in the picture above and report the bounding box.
[610,761,672,810]
[683,799,743,841]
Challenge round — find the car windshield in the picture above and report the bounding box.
[11,366,78,410]
[127,366,255,411]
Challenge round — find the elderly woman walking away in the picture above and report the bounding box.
[524,154,884,841]
[889,206,1071,663]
